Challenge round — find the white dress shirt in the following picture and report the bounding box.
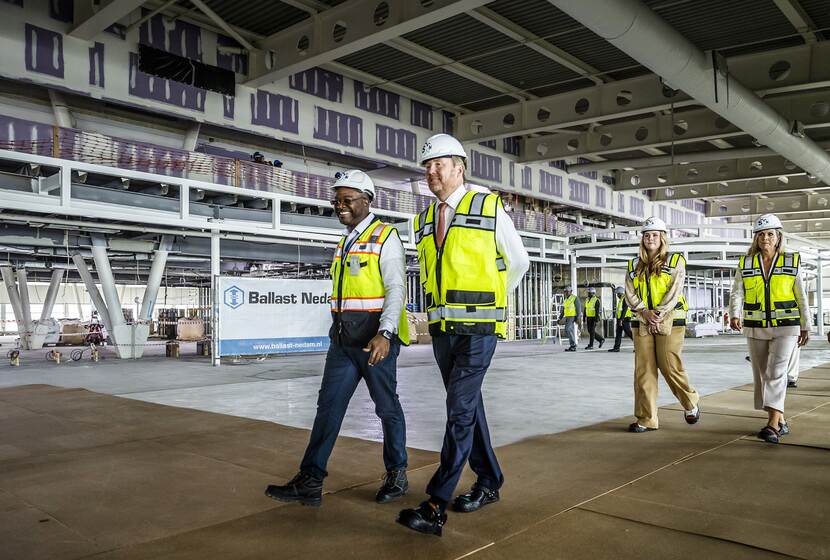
[341,213,406,334]
[436,184,530,291]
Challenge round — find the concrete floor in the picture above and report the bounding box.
[2,334,829,452]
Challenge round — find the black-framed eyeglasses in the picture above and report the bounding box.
[330,197,363,207]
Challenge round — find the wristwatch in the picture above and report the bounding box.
[378,329,394,340]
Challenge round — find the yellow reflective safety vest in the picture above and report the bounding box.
[563,295,577,317]
[330,219,409,346]
[739,252,801,328]
[627,253,688,326]
[413,190,508,338]
[585,296,600,318]
[616,295,633,319]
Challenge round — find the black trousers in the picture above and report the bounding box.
[586,317,605,347]
[613,318,633,349]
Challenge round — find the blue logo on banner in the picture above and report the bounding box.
[224,285,245,309]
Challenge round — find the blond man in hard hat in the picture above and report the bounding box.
[397,134,529,536]
[265,170,411,506]
[625,216,700,432]
[729,213,809,443]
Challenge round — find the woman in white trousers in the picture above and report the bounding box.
[729,214,809,444]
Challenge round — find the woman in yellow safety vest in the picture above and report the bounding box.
[624,217,700,433]
[728,214,809,444]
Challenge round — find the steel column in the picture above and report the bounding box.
[139,235,173,321]
[40,268,65,322]
[0,267,26,339]
[72,254,114,335]
[90,235,125,328]
[817,256,824,336]
[211,230,220,367]
[15,269,33,338]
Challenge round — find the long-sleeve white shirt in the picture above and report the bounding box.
[436,184,530,291]
[341,213,405,334]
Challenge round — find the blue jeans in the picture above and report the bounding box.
[426,333,503,502]
[300,341,407,478]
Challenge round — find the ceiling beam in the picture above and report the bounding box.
[279,0,328,15]
[387,38,534,102]
[189,0,257,52]
[468,7,606,85]
[245,0,494,88]
[616,153,827,191]
[707,192,830,218]
[456,41,830,142]
[773,0,823,44]
[322,61,468,113]
[70,0,147,40]
[728,210,830,223]
[651,175,828,201]
[520,88,830,163]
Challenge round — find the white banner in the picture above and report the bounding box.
[216,277,331,356]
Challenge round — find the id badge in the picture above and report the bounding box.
[348,255,361,276]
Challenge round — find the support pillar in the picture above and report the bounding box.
[29,268,65,349]
[817,256,824,337]
[1,266,28,349]
[569,252,578,294]
[15,269,33,342]
[49,89,75,128]
[183,122,201,151]
[72,254,113,335]
[72,284,85,319]
[139,235,172,321]
[211,230,220,367]
[90,235,125,329]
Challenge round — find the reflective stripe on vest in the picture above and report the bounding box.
[628,253,688,325]
[330,220,410,344]
[585,296,599,317]
[563,295,576,317]
[739,252,800,328]
[414,190,507,338]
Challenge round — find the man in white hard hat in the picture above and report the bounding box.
[609,285,633,352]
[559,285,581,351]
[397,134,529,536]
[265,170,411,507]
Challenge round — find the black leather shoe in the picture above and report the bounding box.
[564,347,576,352]
[584,345,593,350]
[787,380,798,388]
[376,469,408,503]
[452,484,499,513]
[264,471,323,507]
[608,348,620,352]
[628,422,657,433]
[598,339,605,348]
[397,501,446,536]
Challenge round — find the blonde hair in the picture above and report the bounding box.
[635,231,669,278]
[451,155,467,180]
[747,229,785,258]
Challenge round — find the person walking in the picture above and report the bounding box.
[625,216,700,432]
[728,214,809,443]
[583,287,605,349]
[560,286,580,351]
[265,170,410,506]
[609,286,633,352]
[396,134,529,536]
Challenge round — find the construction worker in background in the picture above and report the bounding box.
[609,285,633,352]
[397,133,529,537]
[560,286,581,351]
[583,287,605,350]
[265,169,410,507]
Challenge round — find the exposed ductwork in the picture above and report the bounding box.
[549,0,830,186]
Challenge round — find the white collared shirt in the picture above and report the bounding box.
[435,184,529,291]
[341,213,405,333]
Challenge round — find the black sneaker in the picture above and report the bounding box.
[397,501,447,536]
[584,345,594,350]
[564,347,577,352]
[598,339,605,348]
[787,380,798,388]
[376,469,408,503]
[608,348,620,352]
[265,471,323,507]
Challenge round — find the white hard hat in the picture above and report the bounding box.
[615,286,624,294]
[587,287,596,294]
[752,213,783,233]
[642,216,667,233]
[332,169,375,200]
[419,133,467,165]
[563,286,572,292]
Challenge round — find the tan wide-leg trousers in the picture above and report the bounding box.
[633,326,700,429]
[746,335,796,413]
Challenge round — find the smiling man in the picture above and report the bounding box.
[265,169,410,507]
